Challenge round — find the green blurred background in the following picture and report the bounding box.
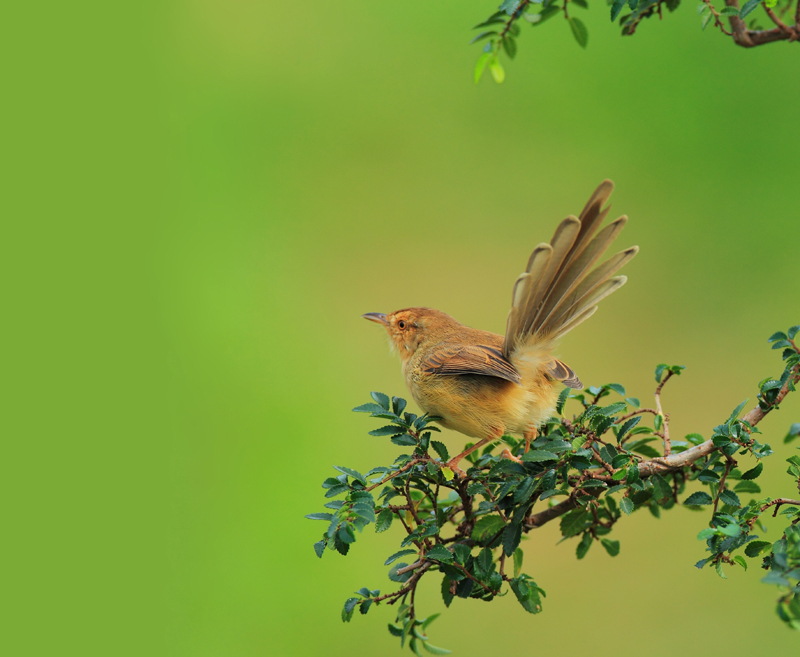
[5,1,800,655]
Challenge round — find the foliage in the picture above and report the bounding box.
[307,326,800,650]
[472,0,800,84]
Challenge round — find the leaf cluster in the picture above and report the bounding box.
[307,326,800,650]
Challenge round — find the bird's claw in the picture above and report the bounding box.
[500,448,523,464]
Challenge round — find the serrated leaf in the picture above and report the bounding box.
[620,496,634,515]
[385,549,417,565]
[431,440,449,461]
[727,399,748,423]
[426,545,454,563]
[739,0,759,17]
[333,465,366,485]
[513,548,524,577]
[741,462,763,480]
[369,424,405,437]
[353,402,387,414]
[616,416,641,443]
[733,480,761,494]
[522,449,558,462]
[684,491,713,505]
[719,489,741,507]
[370,391,390,410]
[391,434,417,446]
[556,387,571,415]
[599,402,627,416]
[744,540,772,557]
[375,509,394,533]
[560,510,590,537]
[306,512,334,521]
[472,514,506,541]
[313,540,326,558]
[625,397,640,408]
[651,474,672,502]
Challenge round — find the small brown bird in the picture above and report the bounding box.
[363,180,637,475]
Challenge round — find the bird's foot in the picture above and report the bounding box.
[444,458,467,478]
[500,448,523,464]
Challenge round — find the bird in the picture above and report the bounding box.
[363,180,638,476]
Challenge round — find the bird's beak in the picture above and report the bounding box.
[362,312,388,325]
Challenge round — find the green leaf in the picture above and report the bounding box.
[471,514,506,541]
[733,480,761,494]
[333,465,366,485]
[684,491,713,505]
[601,538,620,556]
[376,509,394,533]
[719,489,741,507]
[429,440,449,461]
[620,496,634,515]
[739,0,759,17]
[556,387,571,415]
[313,540,326,558]
[715,561,726,579]
[733,555,748,571]
[306,512,334,521]
[568,16,589,48]
[426,545,454,563]
[502,36,517,59]
[422,642,451,655]
[510,577,543,614]
[655,363,667,383]
[788,325,799,339]
[371,391,390,410]
[744,540,772,557]
[686,433,705,446]
[728,399,748,423]
[470,30,498,44]
[342,597,359,622]
[719,5,739,14]
[784,423,800,444]
[560,510,590,537]
[474,52,492,84]
[625,397,640,408]
[489,57,505,83]
[651,474,673,503]
[503,522,523,557]
[500,0,522,14]
[353,402,387,414]
[768,331,788,343]
[741,462,763,480]
[513,548,524,577]
[521,449,558,462]
[385,549,417,565]
[369,425,405,436]
[616,416,641,443]
[576,532,592,559]
[599,402,627,416]
[607,383,626,396]
[391,434,417,446]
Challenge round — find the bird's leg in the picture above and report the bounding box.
[446,428,503,477]
[523,427,538,453]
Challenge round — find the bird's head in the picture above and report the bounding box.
[362,307,457,362]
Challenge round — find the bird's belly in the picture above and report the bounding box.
[407,371,558,440]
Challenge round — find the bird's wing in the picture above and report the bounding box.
[502,179,638,360]
[421,344,521,384]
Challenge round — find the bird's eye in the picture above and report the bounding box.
[398,320,406,329]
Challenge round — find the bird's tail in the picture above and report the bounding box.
[502,180,638,383]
